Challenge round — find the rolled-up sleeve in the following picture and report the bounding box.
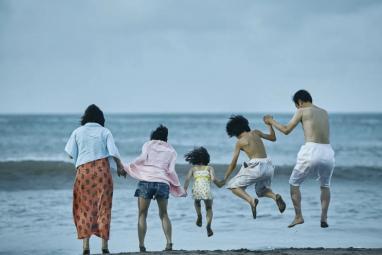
[65,130,78,160]
[106,131,121,159]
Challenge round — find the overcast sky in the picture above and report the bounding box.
[0,0,381,113]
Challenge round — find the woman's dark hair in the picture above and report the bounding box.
[150,124,168,142]
[226,115,251,137]
[81,104,105,126]
[184,147,210,165]
[293,90,313,104]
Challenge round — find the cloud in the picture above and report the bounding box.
[0,0,381,113]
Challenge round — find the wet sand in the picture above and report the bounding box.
[2,161,382,254]
[111,248,382,255]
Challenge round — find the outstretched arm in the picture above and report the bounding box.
[183,168,193,192]
[209,167,222,187]
[265,110,302,135]
[223,141,242,182]
[254,124,276,142]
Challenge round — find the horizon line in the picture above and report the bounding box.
[0,111,381,115]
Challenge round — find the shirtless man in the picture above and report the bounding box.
[219,115,286,219]
[264,90,335,228]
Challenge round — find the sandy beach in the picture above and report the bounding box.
[110,248,382,255]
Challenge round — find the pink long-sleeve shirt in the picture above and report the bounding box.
[124,140,186,197]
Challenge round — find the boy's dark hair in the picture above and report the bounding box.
[226,115,251,138]
[184,147,210,165]
[81,104,105,126]
[293,90,313,104]
[150,124,168,142]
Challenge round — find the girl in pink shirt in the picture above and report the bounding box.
[123,125,185,252]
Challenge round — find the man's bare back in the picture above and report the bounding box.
[265,104,330,144]
[300,105,330,144]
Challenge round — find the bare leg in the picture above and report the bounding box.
[230,187,256,206]
[101,239,110,254]
[101,239,108,249]
[83,237,90,251]
[194,200,202,227]
[288,185,304,228]
[320,186,330,227]
[262,188,286,213]
[204,200,214,237]
[138,197,151,249]
[157,198,172,249]
[230,187,258,218]
[262,188,277,200]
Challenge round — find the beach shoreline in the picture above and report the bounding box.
[107,248,382,255]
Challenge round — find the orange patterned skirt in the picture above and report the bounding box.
[73,158,113,240]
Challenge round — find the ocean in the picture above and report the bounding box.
[1,113,382,166]
[0,113,381,254]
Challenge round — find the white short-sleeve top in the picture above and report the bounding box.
[65,122,121,168]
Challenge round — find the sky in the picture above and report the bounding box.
[0,0,381,113]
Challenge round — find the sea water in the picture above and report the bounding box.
[0,113,381,254]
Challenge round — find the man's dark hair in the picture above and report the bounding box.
[81,104,105,126]
[293,90,313,104]
[150,124,168,142]
[184,146,210,165]
[226,115,251,138]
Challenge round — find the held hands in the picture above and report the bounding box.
[183,186,188,197]
[117,165,127,178]
[215,179,226,188]
[263,115,274,125]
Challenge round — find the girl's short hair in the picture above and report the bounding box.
[184,147,210,165]
[226,115,250,137]
[150,124,168,142]
[81,104,105,126]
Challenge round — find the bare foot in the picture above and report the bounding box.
[206,224,214,237]
[196,215,202,227]
[275,194,286,213]
[288,217,304,228]
[251,198,259,219]
[164,243,173,251]
[321,221,329,228]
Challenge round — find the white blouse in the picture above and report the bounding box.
[65,122,121,168]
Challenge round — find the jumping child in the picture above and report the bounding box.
[220,115,286,219]
[183,147,221,237]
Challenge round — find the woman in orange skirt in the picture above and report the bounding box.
[65,104,126,255]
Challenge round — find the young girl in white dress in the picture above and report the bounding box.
[183,147,221,237]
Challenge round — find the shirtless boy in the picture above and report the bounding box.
[220,115,286,219]
[264,90,335,228]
